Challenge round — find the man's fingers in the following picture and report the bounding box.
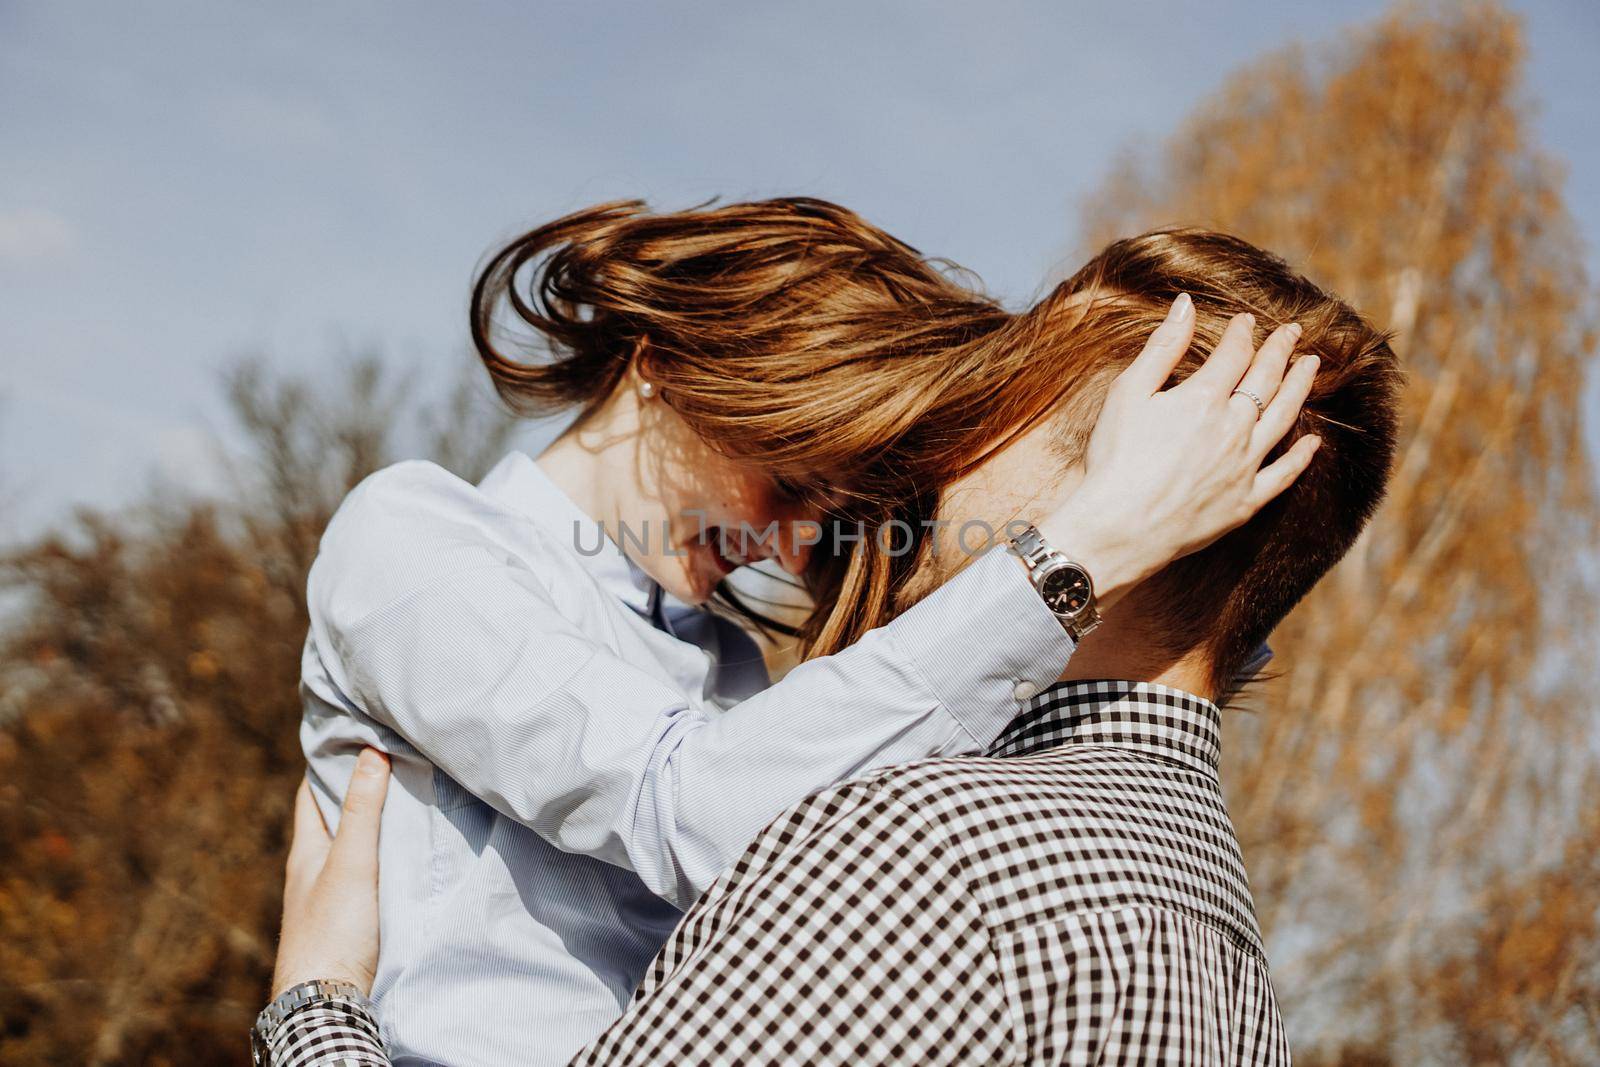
[284,778,332,915]
[327,748,390,876]
[1118,293,1196,395]
[1250,354,1320,463]
[1250,434,1322,509]
[1183,312,1258,396]
[288,778,333,872]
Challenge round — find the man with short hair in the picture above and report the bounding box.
[261,230,1401,1066]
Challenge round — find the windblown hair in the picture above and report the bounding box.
[472,201,1402,692]
[469,198,1013,653]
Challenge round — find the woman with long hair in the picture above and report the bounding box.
[283,198,1318,1066]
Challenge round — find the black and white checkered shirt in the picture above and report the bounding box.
[267,680,1289,1065]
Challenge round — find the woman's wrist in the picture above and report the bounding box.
[1033,505,1147,612]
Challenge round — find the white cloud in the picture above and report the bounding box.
[0,208,78,266]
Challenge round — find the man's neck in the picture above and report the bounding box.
[1055,616,1214,702]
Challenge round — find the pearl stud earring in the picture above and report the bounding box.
[638,379,657,399]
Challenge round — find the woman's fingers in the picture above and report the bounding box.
[1250,354,1321,462]
[1251,433,1322,510]
[1118,293,1196,396]
[327,748,390,878]
[1230,322,1301,419]
[1182,312,1258,397]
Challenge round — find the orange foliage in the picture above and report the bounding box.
[0,362,514,1064]
[1082,3,1600,1061]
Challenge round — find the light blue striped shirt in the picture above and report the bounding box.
[299,451,1083,1066]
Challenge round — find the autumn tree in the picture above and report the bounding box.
[1080,4,1600,1062]
[0,360,515,1065]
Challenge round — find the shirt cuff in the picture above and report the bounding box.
[887,544,1076,748]
[263,995,388,1066]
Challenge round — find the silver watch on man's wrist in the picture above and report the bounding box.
[250,978,376,1066]
[1007,524,1103,642]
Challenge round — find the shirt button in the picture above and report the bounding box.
[1012,680,1039,702]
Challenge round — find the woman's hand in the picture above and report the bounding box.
[1039,293,1321,609]
[272,748,390,999]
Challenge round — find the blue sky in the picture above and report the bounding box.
[3,0,1597,539]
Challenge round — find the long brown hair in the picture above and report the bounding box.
[469,198,1014,653]
[471,203,1400,687]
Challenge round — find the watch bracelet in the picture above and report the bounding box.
[254,979,379,1063]
[1008,525,1051,568]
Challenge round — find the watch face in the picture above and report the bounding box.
[1039,565,1092,617]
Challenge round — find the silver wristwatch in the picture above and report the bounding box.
[1007,524,1102,641]
[250,978,375,1066]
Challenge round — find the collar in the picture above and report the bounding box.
[476,450,656,615]
[986,679,1222,776]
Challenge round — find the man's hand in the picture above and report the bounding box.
[272,749,390,999]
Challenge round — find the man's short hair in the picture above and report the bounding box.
[1042,229,1404,695]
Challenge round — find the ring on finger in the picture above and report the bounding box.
[1230,387,1266,418]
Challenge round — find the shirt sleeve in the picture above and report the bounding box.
[306,482,1075,907]
[264,997,388,1067]
[570,781,1014,1066]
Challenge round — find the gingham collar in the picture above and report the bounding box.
[986,679,1222,775]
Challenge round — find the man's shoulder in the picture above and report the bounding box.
[755,748,1142,877]
[855,741,1211,835]
[788,746,1265,953]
